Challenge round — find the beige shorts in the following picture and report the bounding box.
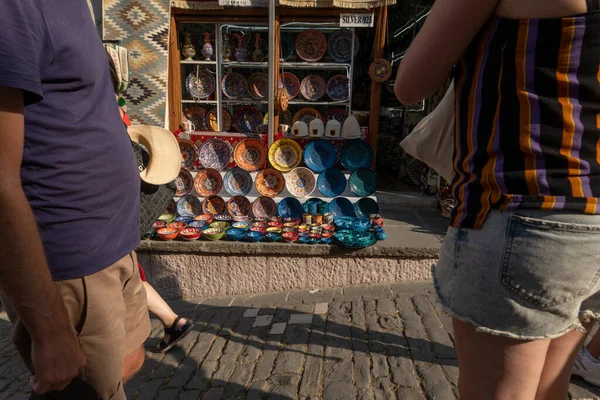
[3,252,150,400]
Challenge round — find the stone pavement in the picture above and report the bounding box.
[1,282,600,399]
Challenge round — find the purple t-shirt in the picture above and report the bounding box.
[0,0,140,280]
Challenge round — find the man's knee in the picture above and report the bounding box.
[123,345,145,383]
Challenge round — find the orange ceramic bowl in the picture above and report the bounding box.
[195,214,214,224]
[157,227,180,241]
[180,227,202,241]
[167,222,187,230]
[282,232,299,243]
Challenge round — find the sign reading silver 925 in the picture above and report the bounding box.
[340,13,374,27]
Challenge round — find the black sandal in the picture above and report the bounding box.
[157,316,194,353]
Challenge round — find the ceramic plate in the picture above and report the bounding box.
[277,197,304,219]
[233,138,266,171]
[303,139,336,173]
[223,168,253,196]
[183,106,207,131]
[234,106,263,134]
[268,138,303,172]
[340,139,373,171]
[369,58,392,82]
[323,108,348,123]
[264,111,293,127]
[178,139,198,169]
[285,167,316,198]
[202,195,226,215]
[282,72,300,99]
[326,75,350,101]
[349,168,377,197]
[193,168,223,197]
[177,195,202,217]
[222,72,247,99]
[327,197,354,219]
[175,169,194,197]
[227,195,251,217]
[292,108,322,126]
[295,30,327,62]
[354,198,380,218]
[300,75,326,101]
[199,138,232,171]
[252,196,277,219]
[166,199,177,215]
[205,108,232,132]
[281,33,294,60]
[247,72,269,100]
[327,30,359,63]
[255,168,285,197]
[317,168,347,197]
[186,70,216,99]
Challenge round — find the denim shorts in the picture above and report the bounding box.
[433,209,600,340]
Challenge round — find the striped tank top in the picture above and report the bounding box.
[451,1,600,229]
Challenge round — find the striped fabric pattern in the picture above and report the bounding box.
[451,11,600,229]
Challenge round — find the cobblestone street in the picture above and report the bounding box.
[1,282,600,399]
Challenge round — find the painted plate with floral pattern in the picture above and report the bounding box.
[323,108,348,123]
[285,167,316,198]
[300,75,326,101]
[199,139,232,171]
[233,138,266,171]
[295,30,327,62]
[268,138,303,172]
[175,169,194,197]
[227,195,251,217]
[202,195,226,215]
[178,139,198,169]
[183,106,207,131]
[255,168,285,198]
[252,196,277,219]
[247,72,269,100]
[177,195,202,217]
[222,72,247,99]
[186,70,216,99]
[282,72,300,99]
[326,75,350,101]
[223,168,253,196]
[205,108,232,132]
[327,30,359,63]
[193,168,223,197]
[234,106,263,134]
[292,108,322,126]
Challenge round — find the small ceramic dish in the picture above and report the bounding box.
[282,232,299,243]
[214,213,233,221]
[203,228,225,241]
[174,216,195,224]
[375,230,387,241]
[167,222,187,230]
[307,237,320,245]
[226,227,248,241]
[157,227,180,241]
[158,213,177,223]
[195,214,214,224]
[267,221,283,228]
[250,227,267,234]
[264,232,282,242]
[320,237,332,244]
[188,220,209,230]
[152,221,167,230]
[334,217,371,233]
[210,221,231,230]
[267,227,282,233]
[253,221,268,228]
[321,224,335,232]
[232,221,252,229]
[245,231,264,242]
[180,228,202,241]
[297,235,310,244]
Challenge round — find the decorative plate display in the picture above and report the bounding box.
[222,72,247,99]
[349,168,377,197]
[369,58,393,83]
[282,72,300,99]
[326,75,350,101]
[268,138,303,172]
[252,197,277,219]
[202,195,226,215]
[233,138,266,171]
[227,196,251,217]
[247,72,269,100]
[223,168,253,196]
[264,111,293,127]
[327,197,354,219]
[327,30,359,63]
[354,198,380,218]
[281,33,295,60]
[303,139,337,173]
[323,108,348,123]
[277,197,304,219]
[285,167,316,198]
[234,106,263,134]
[178,139,198,169]
[300,75,326,101]
[292,108,322,126]
[295,30,327,62]
[340,139,374,171]
[193,168,223,196]
[175,169,194,197]
[183,106,207,131]
[317,168,347,197]
[255,168,285,197]
[199,139,232,171]
[205,108,232,132]
[177,195,202,217]
[185,70,215,100]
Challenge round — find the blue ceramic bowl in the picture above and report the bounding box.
[232,221,252,229]
[304,139,337,173]
[297,235,310,244]
[174,216,195,224]
[245,231,264,242]
[375,230,387,241]
[320,237,332,244]
[334,217,371,233]
[327,197,355,219]
[277,197,304,219]
[226,227,248,241]
[264,232,282,242]
[177,195,202,217]
[340,139,373,171]
[354,198,380,219]
[303,198,328,214]
[188,220,210,230]
[307,237,320,245]
[223,168,253,196]
[349,168,378,197]
[317,168,347,197]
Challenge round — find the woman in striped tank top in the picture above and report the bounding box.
[396,0,600,398]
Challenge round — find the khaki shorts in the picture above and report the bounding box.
[3,252,150,400]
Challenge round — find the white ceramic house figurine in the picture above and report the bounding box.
[292,121,309,137]
[341,115,362,139]
[325,119,341,138]
[309,118,324,137]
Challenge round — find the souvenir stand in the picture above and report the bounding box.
[159,0,391,246]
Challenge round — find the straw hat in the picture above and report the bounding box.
[127,125,181,185]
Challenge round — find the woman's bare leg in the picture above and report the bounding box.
[143,282,186,329]
[585,324,600,359]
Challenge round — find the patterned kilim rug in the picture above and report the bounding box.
[103,0,170,127]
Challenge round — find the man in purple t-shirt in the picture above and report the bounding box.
[0,1,150,398]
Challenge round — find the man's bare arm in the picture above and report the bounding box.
[0,86,85,394]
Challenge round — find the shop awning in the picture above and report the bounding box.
[171,0,393,9]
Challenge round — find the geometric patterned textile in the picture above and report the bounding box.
[103,0,171,126]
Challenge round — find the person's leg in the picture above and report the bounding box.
[572,321,600,385]
[122,345,145,383]
[453,319,551,400]
[143,281,186,330]
[586,326,600,359]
